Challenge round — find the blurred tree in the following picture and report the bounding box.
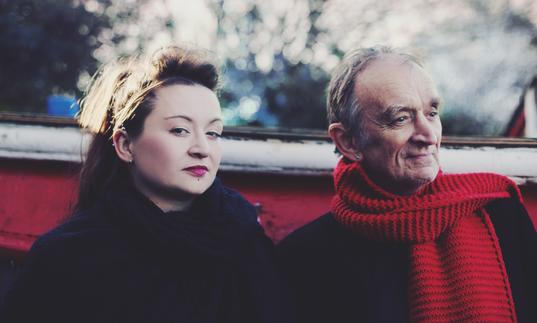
[208,0,537,134]
[0,0,168,114]
[314,0,537,135]
[3,0,536,136]
[417,1,537,135]
[263,57,329,129]
[210,0,331,129]
[0,0,109,113]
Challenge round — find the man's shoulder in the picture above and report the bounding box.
[486,197,536,236]
[278,213,348,254]
[485,197,537,322]
[486,196,525,213]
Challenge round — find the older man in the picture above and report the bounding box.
[278,47,537,323]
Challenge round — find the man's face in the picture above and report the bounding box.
[355,56,442,195]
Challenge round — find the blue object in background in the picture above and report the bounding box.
[47,95,79,117]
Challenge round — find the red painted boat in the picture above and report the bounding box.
[1,114,536,255]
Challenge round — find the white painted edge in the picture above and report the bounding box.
[0,123,89,163]
[524,86,537,137]
[1,123,537,184]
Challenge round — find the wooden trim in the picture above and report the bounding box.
[2,112,537,147]
[0,113,78,127]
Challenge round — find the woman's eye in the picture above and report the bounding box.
[170,128,189,135]
[207,131,222,138]
[429,111,439,118]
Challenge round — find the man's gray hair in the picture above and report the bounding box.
[327,46,423,148]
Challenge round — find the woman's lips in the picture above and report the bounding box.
[184,166,208,177]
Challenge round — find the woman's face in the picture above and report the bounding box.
[127,84,223,211]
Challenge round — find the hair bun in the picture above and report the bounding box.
[149,46,219,90]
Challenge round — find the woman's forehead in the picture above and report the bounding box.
[143,84,222,126]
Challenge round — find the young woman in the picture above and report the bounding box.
[1,47,290,323]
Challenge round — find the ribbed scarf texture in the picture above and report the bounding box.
[331,158,521,322]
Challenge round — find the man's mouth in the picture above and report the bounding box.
[406,152,436,166]
[407,153,432,158]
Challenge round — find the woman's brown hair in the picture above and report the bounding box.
[76,46,220,210]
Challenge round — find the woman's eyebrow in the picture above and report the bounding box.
[164,115,192,121]
[164,115,223,125]
[208,118,223,125]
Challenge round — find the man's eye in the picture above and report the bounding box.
[429,111,439,118]
[207,131,222,138]
[393,116,408,123]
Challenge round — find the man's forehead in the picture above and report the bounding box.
[354,55,439,108]
[356,55,426,86]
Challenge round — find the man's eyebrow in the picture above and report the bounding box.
[430,97,442,109]
[381,98,442,118]
[386,104,410,112]
[380,105,412,118]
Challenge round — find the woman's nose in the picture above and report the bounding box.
[188,134,210,158]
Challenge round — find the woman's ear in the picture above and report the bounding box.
[112,129,134,164]
[328,123,362,162]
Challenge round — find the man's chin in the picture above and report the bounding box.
[415,167,440,185]
[403,165,439,186]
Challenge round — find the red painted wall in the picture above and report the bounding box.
[220,173,333,242]
[1,159,536,258]
[0,160,79,255]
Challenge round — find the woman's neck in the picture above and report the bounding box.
[154,197,194,213]
[134,185,196,213]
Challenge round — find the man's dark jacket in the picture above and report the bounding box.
[277,198,537,323]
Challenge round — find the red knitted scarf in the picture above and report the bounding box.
[331,158,521,322]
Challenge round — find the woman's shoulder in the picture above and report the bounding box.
[29,206,124,262]
[1,207,135,322]
[220,185,258,226]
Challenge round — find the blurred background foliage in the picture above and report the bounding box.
[1,0,537,135]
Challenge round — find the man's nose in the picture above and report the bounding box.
[188,133,210,158]
[411,114,439,146]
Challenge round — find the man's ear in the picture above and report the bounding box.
[112,129,134,164]
[328,123,361,161]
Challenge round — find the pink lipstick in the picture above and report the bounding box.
[184,166,208,177]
